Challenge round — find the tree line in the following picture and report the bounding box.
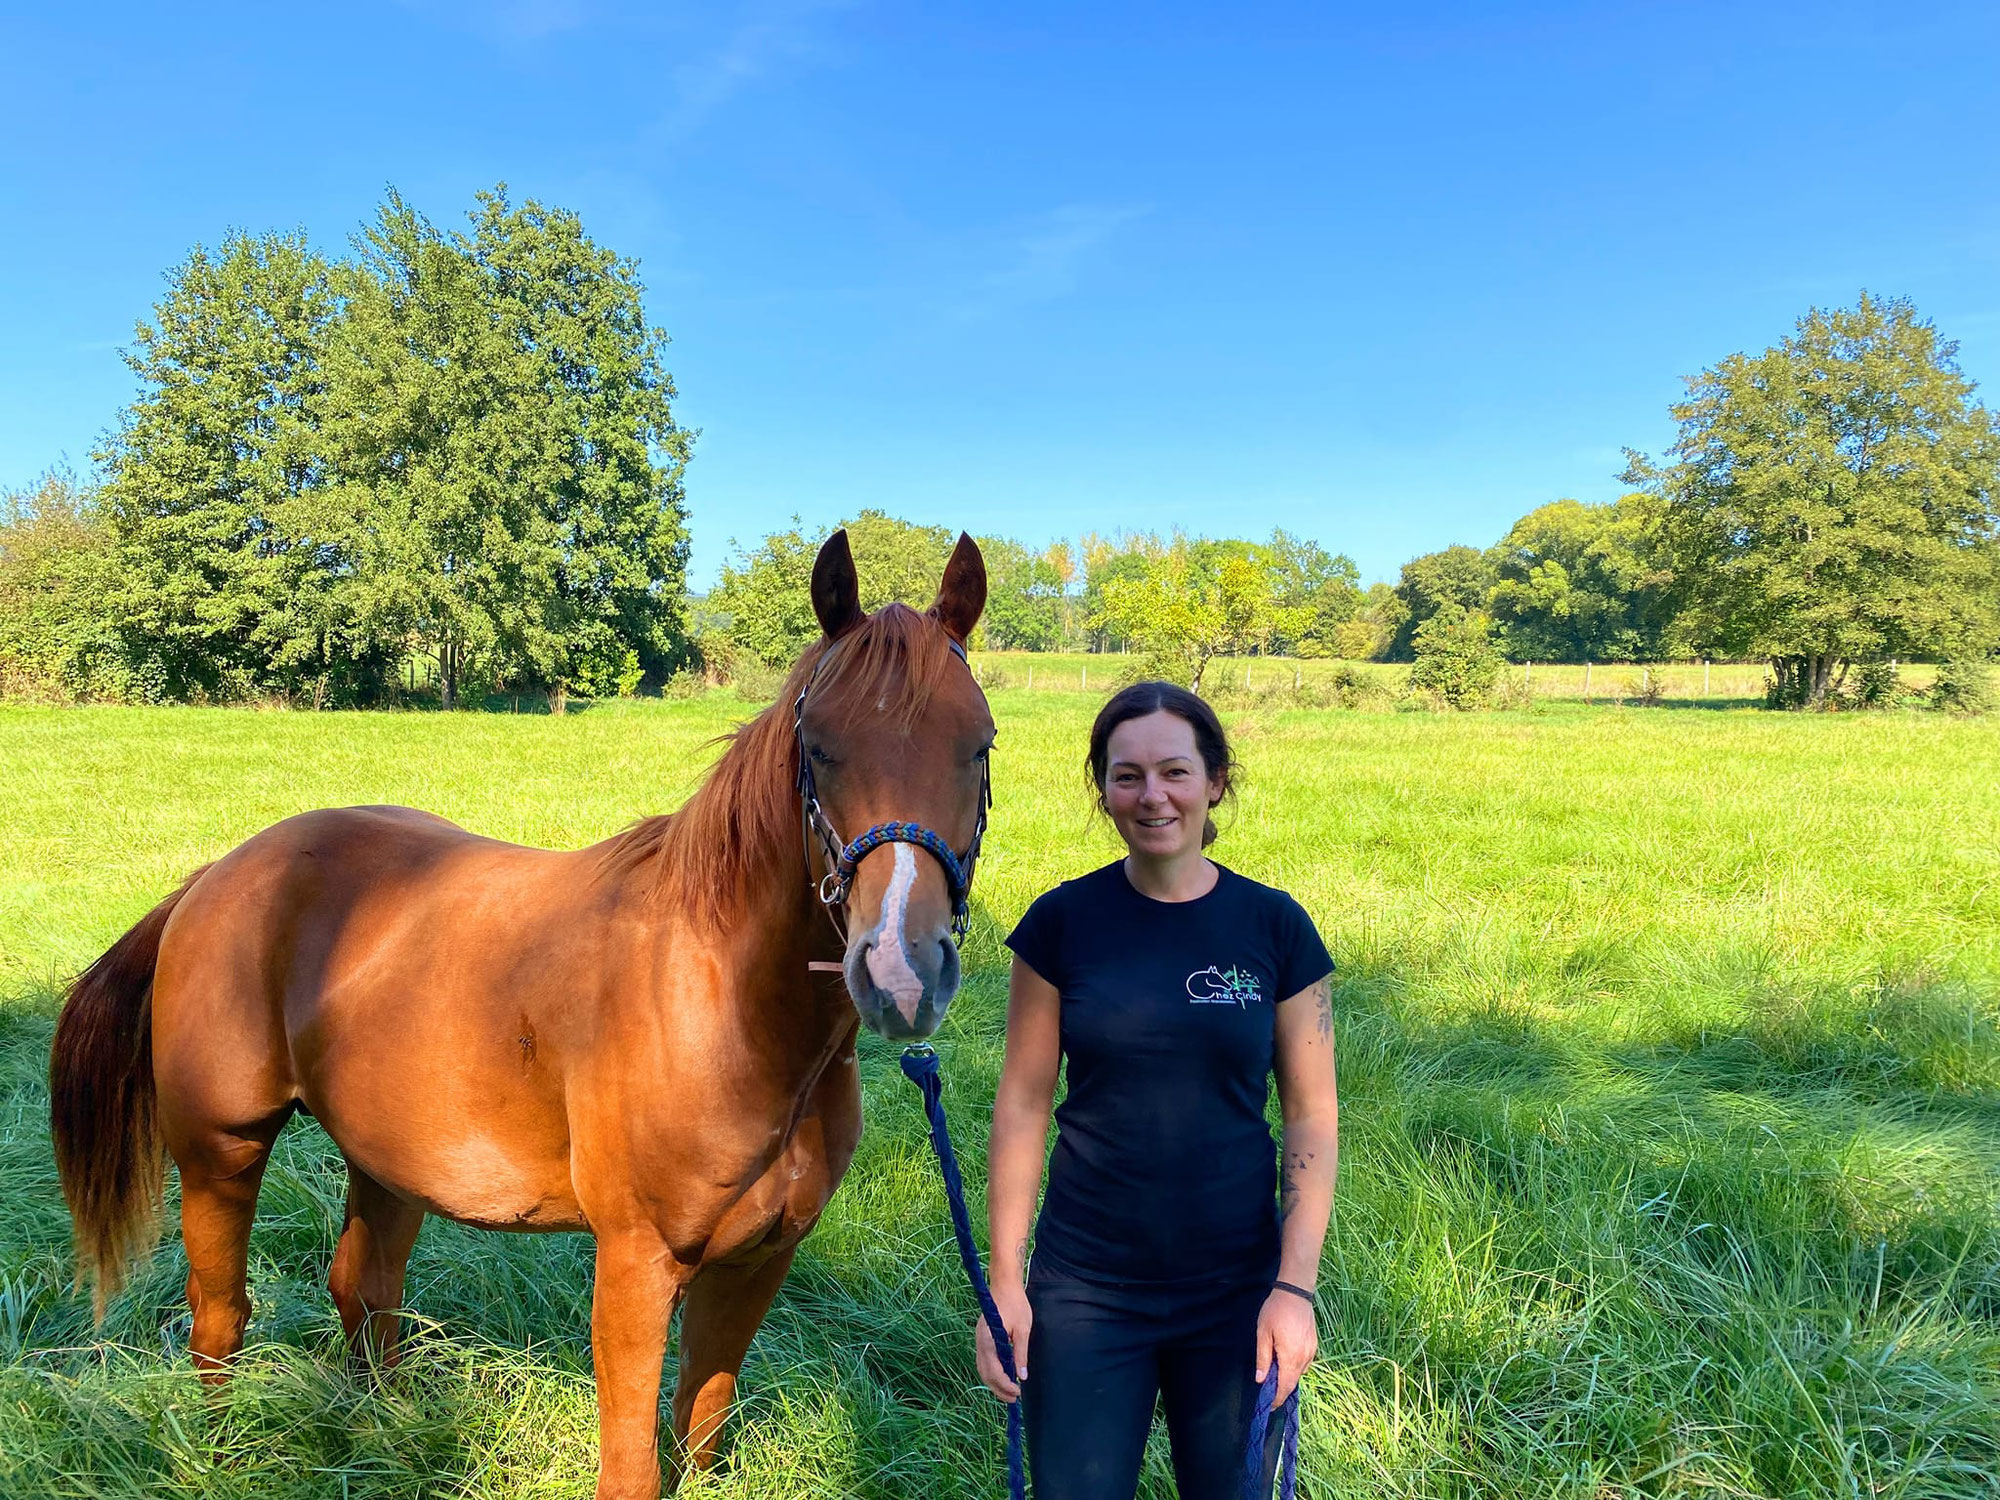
[0,187,690,710]
[2,184,1995,715]
[708,299,1999,707]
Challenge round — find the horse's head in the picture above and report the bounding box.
[796,530,991,1041]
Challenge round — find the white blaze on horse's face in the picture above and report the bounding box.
[861,845,927,1026]
[842,831,966,1040]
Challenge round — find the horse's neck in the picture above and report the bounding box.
[648,734,851,1056]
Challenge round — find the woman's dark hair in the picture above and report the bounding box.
[1086,681,1238,847]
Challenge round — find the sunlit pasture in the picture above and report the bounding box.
[2,692,1997,1498]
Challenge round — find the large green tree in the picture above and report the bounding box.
[1092,536,1268,690]
[977,535,1066,651]
[711,510,956,667]
[1626,293,2000,706]
[1387,545,1493,660]
[1262,529,1361,656]
[93,231,387,701]
[1485,494,1673,663]
[329,188,690,709]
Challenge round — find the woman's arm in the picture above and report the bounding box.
[1258,971,1339,1402]
[977,954,1062,1402]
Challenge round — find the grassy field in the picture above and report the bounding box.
[2,692,1998,1498]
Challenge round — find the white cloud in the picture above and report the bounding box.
[978,204,1147,305]
[659,0,856,143]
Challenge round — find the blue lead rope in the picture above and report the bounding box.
[1245,1366,1301,1500]
[899,1044,1302,1500]
[899,1045,1027,1500]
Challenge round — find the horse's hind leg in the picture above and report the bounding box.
[174,1113,289,1379]
[329,1161,425,1367]
[669,1244,799,1479]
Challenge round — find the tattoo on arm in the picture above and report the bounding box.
[1279,1149,1313,1221]
[1313,977,1332,1040]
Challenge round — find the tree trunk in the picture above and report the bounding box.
[550,681,567,717]
[440,643,458,712]
[1771,653,1845,709]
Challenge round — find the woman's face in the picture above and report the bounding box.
[1101,711,1223,860]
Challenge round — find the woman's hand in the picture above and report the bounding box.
[975,1281,1033,1403]
[1253,1288,1317,1404]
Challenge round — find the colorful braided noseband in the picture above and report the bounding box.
[835,822,969,902]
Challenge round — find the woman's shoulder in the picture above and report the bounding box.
[1210,861,1303,910]
[1214,865,1333,982]
[1213,864,1323,934]
[1025,859,1126,917]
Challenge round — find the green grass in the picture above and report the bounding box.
[2,694,1998,1497]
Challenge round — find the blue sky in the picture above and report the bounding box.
[3,1,1997,586]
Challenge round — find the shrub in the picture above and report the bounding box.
[1320,662,1391,709]
[1625,669,1665,707]
[1764,670,1808,710]
[691,628,743,686]
[1846,661,1905,710]
[0,476,137,702]
[663,669,708,701]
[1930,658,1993,716]
[1406,602,1501,710]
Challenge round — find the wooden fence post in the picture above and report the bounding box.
[1028,664,1034,689]
[1584,661,1592,694]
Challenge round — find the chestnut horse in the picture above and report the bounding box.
[49,531,993,1498]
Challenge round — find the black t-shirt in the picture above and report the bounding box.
[1005,859,1334,1286]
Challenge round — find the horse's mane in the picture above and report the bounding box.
[598,603,962,928]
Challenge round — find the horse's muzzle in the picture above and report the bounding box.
[845,926,960,1040]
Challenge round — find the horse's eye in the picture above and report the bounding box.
[809,745,836,766]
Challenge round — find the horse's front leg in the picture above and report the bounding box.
[591,1229,691,1500]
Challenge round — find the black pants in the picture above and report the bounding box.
[1023,1261,1288,1500]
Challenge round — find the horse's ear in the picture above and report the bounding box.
[929,532,987,644]
[812,530,864,639]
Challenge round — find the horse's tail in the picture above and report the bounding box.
[49,866,210,1321]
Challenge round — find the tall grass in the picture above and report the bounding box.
[2,696,1997,1497]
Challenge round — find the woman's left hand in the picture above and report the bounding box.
[1253,1288,1317,1404]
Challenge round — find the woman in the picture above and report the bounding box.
[977,682,1339,1500]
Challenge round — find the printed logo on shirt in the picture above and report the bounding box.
[1185,965,1265,1007]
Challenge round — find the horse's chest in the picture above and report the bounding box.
[701,1067,860,1266]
